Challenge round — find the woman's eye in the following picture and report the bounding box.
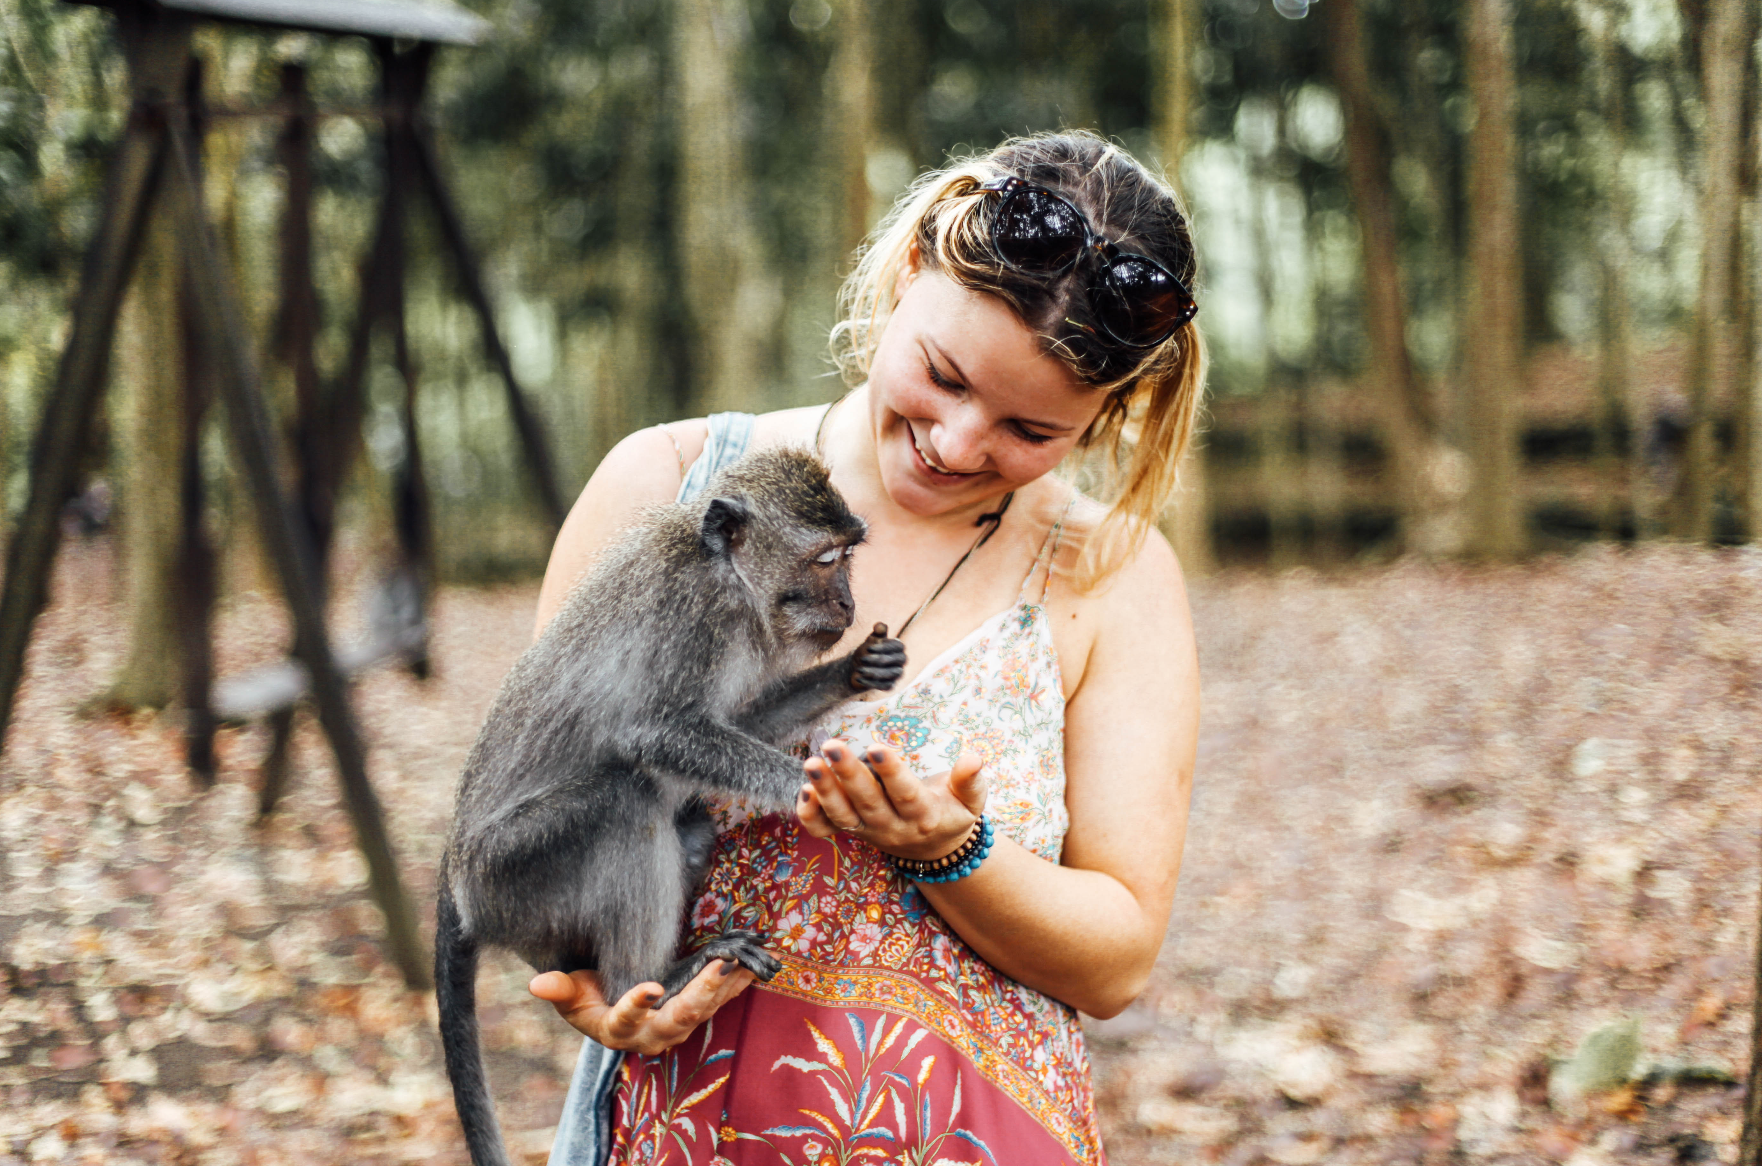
[1015,424,1055,445]
[815,550,841,564]
[924,359,959,391]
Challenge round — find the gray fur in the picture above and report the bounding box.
[434,446,905,1166]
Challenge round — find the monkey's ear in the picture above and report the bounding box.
[701,496,751,558]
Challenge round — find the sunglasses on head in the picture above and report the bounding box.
[980,176,1198,351]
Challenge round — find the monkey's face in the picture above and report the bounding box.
[698,457,867,652]
[774,538,861,650]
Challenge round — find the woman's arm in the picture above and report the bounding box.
[799,531,1199,1017]
[533,422,704,636]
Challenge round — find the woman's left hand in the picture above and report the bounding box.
[795,740,987,861]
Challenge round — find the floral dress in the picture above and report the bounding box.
[548,413,1104,1166]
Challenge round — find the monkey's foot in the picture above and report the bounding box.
[656,930,782,1003]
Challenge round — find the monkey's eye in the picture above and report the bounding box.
[843,546,856,557]
[814,549,842,564]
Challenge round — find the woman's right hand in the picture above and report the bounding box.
[528,961,756,1056]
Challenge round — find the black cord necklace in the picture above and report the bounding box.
[814,394,1014,640]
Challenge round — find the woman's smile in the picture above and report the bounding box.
[905,421,982,483]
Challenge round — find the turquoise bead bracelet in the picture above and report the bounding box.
[889,816,995,884]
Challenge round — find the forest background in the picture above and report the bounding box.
[2,0,1758,594]
[4,0,1762,1164]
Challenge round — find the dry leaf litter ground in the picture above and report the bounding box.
[1,538,1759,1164]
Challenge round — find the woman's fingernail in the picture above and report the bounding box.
[719,961,738,977]
[825,745,844,762]
[866,749,885,766]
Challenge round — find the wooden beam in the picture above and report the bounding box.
[410,117,568,530]
[0,17,188,750]
[161,110,430,990]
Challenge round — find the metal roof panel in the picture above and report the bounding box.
[125,0,490,44]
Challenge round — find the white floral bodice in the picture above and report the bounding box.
[811,513,1072,863]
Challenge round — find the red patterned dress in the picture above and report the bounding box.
[606,513,1105,1166]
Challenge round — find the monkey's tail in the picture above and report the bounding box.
[436,882,512,1166]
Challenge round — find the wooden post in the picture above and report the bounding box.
[161,110,430,990]
[260,59,320,818]
[382,41,434,678]
[175,52,218,784]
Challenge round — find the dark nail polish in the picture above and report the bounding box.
[866,750,885,766]
[719,961,738,977]
[825,746,844,761]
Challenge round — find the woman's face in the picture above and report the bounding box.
[865,264,1101,518]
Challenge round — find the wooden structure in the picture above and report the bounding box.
[0,0,567,989]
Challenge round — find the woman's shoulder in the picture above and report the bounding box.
[652,404,828,475]
[1042,485,1182,599]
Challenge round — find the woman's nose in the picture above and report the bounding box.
[931,407,989,472]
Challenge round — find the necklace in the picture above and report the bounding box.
[814,394,1014,640]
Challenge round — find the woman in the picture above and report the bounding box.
[529,131,1202,1165]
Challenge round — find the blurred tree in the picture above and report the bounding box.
[8,0,1751,574]
[1461,0,1526,559]
[1744,53,1762,544]
[1578,0,1648,540]
[826,0,875,266]
[1322,0,1445,556]
[104,217,186,710]
[1674,0,1750,542]
[673,0,779,415]
[1152,0,1214,575]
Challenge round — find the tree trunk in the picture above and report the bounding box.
[672,0,780,416]
[595,59,667,459]
[1676,0,1749,542]
[1305,381,1348,563]
[1583,1,1648,540]
[1743,51,1762,543]
[827,0,874,270]
[1152,0,1215,575]
[1460,0,1526,559]
[105,213,187,710]
[1735,18,1762,1165]
[1320,0,1439,557]
[1260,379,1302,570]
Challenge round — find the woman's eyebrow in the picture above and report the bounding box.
[925,338,971,386]
[925,338,1077,432]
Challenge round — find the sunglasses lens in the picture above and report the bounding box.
[994,189,1086,274]
[1094,254,1197,347]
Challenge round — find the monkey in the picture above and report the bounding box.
[434,445,906,1166]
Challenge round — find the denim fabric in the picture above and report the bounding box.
[545,411,755,1166]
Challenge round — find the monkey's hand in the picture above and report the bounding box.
[848,622,907,692]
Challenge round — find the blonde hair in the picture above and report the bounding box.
[829,131,1208,591]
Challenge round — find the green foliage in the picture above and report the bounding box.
[0,0,1739,568]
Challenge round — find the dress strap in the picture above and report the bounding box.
[1018,493,1077,605]
[676,411,756,503]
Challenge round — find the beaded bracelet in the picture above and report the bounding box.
[888,816,995,884]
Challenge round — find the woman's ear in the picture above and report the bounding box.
[891,239,922,302]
